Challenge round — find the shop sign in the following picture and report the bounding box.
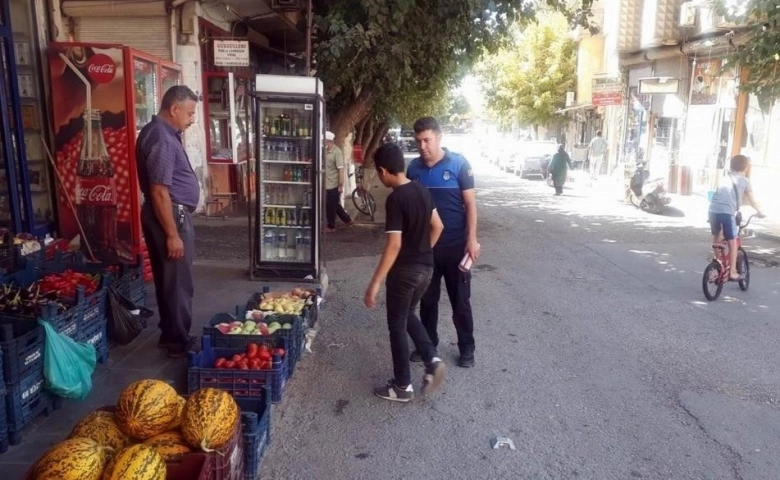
[214,40,250,68]
[592,77,623,106]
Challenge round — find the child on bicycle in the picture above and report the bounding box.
[708,155,765,281]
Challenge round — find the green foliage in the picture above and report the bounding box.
[312,0,593,128]
[718,0,780,102]
[474,13,576,131]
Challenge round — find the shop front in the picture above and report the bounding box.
[0,0,56,238]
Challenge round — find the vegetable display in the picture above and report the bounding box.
[212,343,286,370]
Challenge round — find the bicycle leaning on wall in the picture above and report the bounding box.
[349,163,377,222]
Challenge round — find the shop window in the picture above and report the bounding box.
[739,93,774,165]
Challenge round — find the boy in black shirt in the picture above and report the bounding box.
[364,143,446,402]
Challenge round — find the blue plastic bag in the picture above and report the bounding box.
[39,319,97,399]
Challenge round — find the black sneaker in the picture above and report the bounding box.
[374,380,414,403]
[422,358,446,395]
[457,353,475,368]
[158,335,197,349]
[409,351,423,363]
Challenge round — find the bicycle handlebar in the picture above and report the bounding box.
[740,213,760,229]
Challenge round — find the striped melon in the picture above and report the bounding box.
[181,388,240,452]
[34,437,108,480]
[115,380,181,440]
[143,430,193,461]
[69,410,131,453]
[102,444,166,480]
[165,395,186,430]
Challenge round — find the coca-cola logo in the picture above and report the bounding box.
[86,54,117,84]
[77,184,116,205]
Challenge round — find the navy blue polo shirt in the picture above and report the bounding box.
[136,115,200,209]
[407,149,474,247]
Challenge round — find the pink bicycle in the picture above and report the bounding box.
[702,213,756,301]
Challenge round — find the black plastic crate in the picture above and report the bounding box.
[187,336,287,403]
[0,322,44,386]
[78,322,109,365]
[236,391,272,480]
[5,368,59,445]
[204,309,304,379]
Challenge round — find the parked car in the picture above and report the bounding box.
[511,141,558,178]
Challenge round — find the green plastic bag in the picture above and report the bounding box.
[39,319,97,399]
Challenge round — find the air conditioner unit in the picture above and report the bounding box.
[679,2,696,28]
[271,0,302,10]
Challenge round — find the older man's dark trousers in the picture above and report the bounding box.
[420,243,475,355]
[325,188,351,228]
[386,264,436,387]
[141,203,195,347]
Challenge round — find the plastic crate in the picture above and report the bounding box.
[203,420,244,480]
[204,309,304,379]
[5,368,58,445]
[245,290,320,328]
[167,453,212,480]
[0,321,45,386]
[78,322,109,365]
[236,392,272,480]
[187,336,287,403]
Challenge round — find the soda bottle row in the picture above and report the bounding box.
[282,165,311,182]
[263,185,313,207]
[263,207,311,227]
[262,112,312,137]
[263,229,311,262]
[262,141,311,163]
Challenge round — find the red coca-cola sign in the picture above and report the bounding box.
[86,54,117,84]
[77,178,116,206]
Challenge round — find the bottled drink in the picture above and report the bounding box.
[264,229,276,260]
[76,109,117,255]
[289,208,298,226]
[277,232,288,259]
[279,209,287,226]
[295,232,303,261]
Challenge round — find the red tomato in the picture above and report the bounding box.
[232,354,243,363]
[239,363,249,370]
[214,357,227,368]
[258,350,271,361]
[261,360,272,370]
[224,360,235,369]
[247,343,259,359]
[272,348,285,357]
[249,358,262,369]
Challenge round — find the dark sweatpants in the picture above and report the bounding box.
[141,203,195,347]
[420,243,475,355]
[386,264,436,387]
[325,188,352,228]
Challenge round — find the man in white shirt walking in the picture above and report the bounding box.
[588,130,608,179]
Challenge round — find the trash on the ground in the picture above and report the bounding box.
[490,436,516,450]
[305,328,318,353]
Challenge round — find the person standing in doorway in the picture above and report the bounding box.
[407,117,480,368]
[588,130,608,178]
[324,131,353,232]
[364,143,446,402]
[136,85,200,358]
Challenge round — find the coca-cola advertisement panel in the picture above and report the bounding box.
[49,43,135,263]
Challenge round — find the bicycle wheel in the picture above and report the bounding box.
[352,188,376,218]
[737,248,750,291]
[702,261,724,301]
[627,188,639,207]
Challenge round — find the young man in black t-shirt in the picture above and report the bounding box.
[364,143,446,402]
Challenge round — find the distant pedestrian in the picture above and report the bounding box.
[364,143,446,402]
[588,130,608,178]
[407,116,480,368]
[708,155,765,281]
[136,85,200,358]
[324,131,353,232]
[548,144,573,195]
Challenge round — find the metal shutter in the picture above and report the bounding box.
[74,16,172,60]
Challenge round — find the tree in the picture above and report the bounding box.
[312,0,593,164]
[718,1,780,103]
[474,13,576,136]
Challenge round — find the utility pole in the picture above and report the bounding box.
[305,0,313,76]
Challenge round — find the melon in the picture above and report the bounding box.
[166,396,186,430]
[69,410,131,453]
[143,430,193,461]
[181,388,240,452]
[115,379,181,440]
[34,437,108,480]
[102,444,166,480]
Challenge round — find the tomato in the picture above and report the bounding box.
[224,360,235,369]
[258,350,271,361]
[232,354,243,363]
[214,357,227,368]
[249,358,262,370]
[247,343,259,359]
[239,363,249,370]
[261,360,272,370]
[272,348,285,357]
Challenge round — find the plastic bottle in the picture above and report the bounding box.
[264,230,276,260]
[278,232,288,259]
[295,232,303,261]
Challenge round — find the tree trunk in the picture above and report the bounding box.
[354,116,369,146]
[360,117,375,147]
[362,121,389,169]
[328,88,375,151]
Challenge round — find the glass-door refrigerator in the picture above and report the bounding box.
[253,75,324,281]
[48,42,181,264]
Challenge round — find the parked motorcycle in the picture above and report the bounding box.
[627,162,671,215]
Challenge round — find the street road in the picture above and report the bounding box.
[261,148,780,480]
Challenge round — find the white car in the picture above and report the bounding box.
[510,141,558,178]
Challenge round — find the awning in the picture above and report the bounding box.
[556,104,594,114]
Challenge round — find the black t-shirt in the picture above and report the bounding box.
[385,181,435,267]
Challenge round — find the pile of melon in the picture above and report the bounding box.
[30,380,240,480]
